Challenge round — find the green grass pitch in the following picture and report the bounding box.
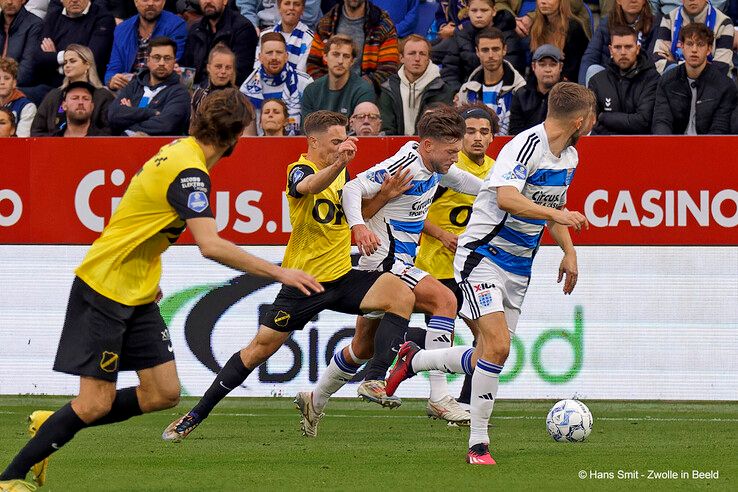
[1,397,736,491]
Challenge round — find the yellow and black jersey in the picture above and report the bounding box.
[416,151,494,279]
[282,154,352,282]
[76,137,213,305]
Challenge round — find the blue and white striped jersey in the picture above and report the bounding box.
[458,123,578,278]
[343,141,483,272]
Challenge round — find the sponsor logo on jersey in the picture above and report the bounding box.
[188,191,209,213]
[513,164,527,179]
[290,167,305,184]
[274,310,291,327]
[473,282,494,292]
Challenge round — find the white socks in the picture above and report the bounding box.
[425,316,455,401]
[312,347,368,413]
[469,358,503,447]
[410,345,474,375]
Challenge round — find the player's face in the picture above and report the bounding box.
[476,38,506,74]
[609,35,639,71]
[616,0,645,16]
[468,0,495,29]
[537,0,560,16]
[0,0,24,16]
[401,40,431,80]
[279,0,304,28]
[207,53,235,87]
[147,45,176,81]
[62,0,90,16]
[424,137,462,174]
[260,41,289,76]
[62,89,94,123]
[682,35,711,69]
[462,118,493,160]
[135,0,166,22]
[324,43,354,78]
[683,0,707,16]
[0,69,16,99]
[312,125,348,165]
[260,100,288,135]
[63,51,89,81]
[532,58,562,89]
[0,111,15,137]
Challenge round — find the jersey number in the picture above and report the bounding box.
[449,205,472,227]
[312,199,345,225]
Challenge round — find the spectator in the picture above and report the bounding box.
[237,0,279,29]
[654,0,734,74]
[104,0,187,90]
[505,0,594,39]
[652,23,736,134]
[0,0,43,87]
[0,57,36,136]
[259,97,288,134]
[31,0,115,102]
[307,0,399,95]
[51,80,108,135]
[379,34,454,135]
[255,0,315,72]
[441,0,524,91]
[0,106,16,136]
[31,44,113,135]
[192,44,237,112]
[108,36,191,135]
[371,0,420,38]
[509,43,562,134]
[526,0,590,82]
[23,0,49,20]
[457,26,525,135]
[348,100,382,135]
[301,34,373,122]
[580,0,656,85]
[101,0,179,23]
[430,1,469,65]
[182,0,259,86]
[649,0,727,17]
[240,31,312,134]
[589,26,659,134]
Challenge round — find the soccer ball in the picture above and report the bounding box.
[546,399,593,442]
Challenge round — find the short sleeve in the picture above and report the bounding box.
[287,164,315,198]
[166,168,214,220]
[487,136,540,193]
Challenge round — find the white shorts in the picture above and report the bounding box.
[453,247,528,333]
[360,259,429,319]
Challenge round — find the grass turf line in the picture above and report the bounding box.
[0,397,736,491]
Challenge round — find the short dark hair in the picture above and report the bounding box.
[147,36,177,55]
[190,88,254,148]
[476,26,506,48]
[679,22,714,45]
[323,34,357,58]
[458,102,500,135]
[417,106,465,141]
[303,110,348,135]
[261,31,288,47]
[609,25,638,43]
[0,57,18,79]
[547,82,596,120]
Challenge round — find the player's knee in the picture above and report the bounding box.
[429,288,457,316]
[385,285,415,314]
[488,343,510,364]
[76,394,115,421]
[158,386,181,409]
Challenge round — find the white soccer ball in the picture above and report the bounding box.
[546,399,593,442]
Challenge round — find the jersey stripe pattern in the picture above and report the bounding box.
[458,124,578,278]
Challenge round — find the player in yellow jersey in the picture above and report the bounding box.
[0,89,323,492]
[163,111,415,441]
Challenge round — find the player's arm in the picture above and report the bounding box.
[497,187,588,230]
[294,137,357,196]
[547,211,578,295]
[440,165,484,195]
[361,166,413,220]
[343,168,385,256]
[422,219,458,253]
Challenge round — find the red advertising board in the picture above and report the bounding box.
[0,136,736,245]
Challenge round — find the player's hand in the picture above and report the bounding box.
[557,251,578,295]
[277,268,324,295]
[155,286,163,303]
[515,16,532,37]
[378,167,413,200]
[552,209,589,232]
[335,137,358,168]
[439,231,458,253]
[353,224,381,256]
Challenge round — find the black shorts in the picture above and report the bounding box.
[261,269,384,332]
[53,277,175,382]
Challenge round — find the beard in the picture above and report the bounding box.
[566,127,584,148]
[67,113,91,126]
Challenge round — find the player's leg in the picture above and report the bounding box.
[457,317,479,407]
[163,326,290,441]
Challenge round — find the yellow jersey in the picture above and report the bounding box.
[282,155,352,282]
[76,137,213,305]
[415,151,494,279]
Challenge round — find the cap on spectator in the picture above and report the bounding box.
[532,44,563,63]
[63,81,96,98]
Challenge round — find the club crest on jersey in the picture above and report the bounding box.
[502,164,527,181]
[274,310,291,327]
[565,168,575,185]
[367,169,388,184]
[478,290,492,307]
[100,351,119,373]
[188,191,209,213]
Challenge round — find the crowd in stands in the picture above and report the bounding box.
[2,0,738,138]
